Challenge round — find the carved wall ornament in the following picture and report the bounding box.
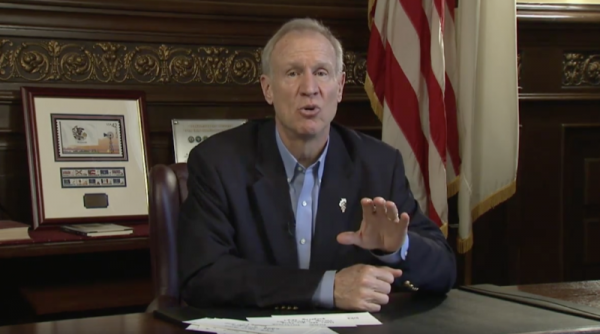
[0,38,367,86]
[563,52,600,87]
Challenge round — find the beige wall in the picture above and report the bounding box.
[518,0,600,3]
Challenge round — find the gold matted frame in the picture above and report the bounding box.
[21,86,151,229]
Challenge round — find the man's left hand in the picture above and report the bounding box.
[337,197,409,253]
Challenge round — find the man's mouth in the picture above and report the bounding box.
[299,105,320,113]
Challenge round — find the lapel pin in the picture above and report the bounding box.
[339,198,347,213]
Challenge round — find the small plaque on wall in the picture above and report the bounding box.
[83,193,109,209]
[171,119,246,163]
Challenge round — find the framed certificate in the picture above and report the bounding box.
[171,119,246,162]
[21,86,151,229]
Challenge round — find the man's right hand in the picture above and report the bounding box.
[333,264,402,312]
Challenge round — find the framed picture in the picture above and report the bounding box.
[21,86,151,229]
[51,113,128,162]
[171,119,246,163]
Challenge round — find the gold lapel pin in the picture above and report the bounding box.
[339,198,347,213]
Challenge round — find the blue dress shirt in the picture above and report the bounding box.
[275,129,409,308]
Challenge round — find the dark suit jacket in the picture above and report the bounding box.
[178,119,456,309]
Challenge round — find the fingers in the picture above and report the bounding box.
[369,291,390,306]
[361,197,375,215]
[371,278,392,294]
[336,231,360,245]
[373,197,386,216]
[334,265,400,313]
[362,197,401,221]
[363,303,382,313]
[362,266,401,288]
[399,212,410,227]
[384,201,399,222]
[358,287,389,312]
[370,267,394,284]
[373,267,403,283]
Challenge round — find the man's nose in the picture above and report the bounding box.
[299,73,319,97]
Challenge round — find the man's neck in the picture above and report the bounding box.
[276,125,329,168]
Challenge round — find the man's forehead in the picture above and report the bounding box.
[273,31,336,64]
[276,31,333,53]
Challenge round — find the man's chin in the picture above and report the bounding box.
[295,125,328,139]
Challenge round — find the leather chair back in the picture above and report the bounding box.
[148,163,188,303]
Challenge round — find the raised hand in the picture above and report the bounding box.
[336,197,409,253]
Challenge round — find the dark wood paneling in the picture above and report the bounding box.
[563,125,600,282]
[0,0,369,47]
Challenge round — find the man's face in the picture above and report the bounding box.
[260,30,345,140]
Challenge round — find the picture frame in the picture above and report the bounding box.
[171,119,246,163]
[21,86,151,229]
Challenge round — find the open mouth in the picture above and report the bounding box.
[300,105,320,113]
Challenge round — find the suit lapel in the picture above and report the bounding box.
[310,128,358,270]
[250,122,299,268]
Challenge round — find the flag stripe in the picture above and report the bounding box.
[383,0,430,204]
[400,0,447,225]
[399,0,447,165]
[444,0,461,177]
[382,102,428,212]
[428,0,449,223]
[384,41,430,197]
[367,24,387,114]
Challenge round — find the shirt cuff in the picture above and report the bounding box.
[372,235,410,264]
[311,270,337,309]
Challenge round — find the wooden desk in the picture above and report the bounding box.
[505,281,600,310]
[0,223,150,258]
[0,224,153,324]
[3,289,600,334]
[0,313,183,334]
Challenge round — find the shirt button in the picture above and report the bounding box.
[300,238,306,245]
[302,201,307,206]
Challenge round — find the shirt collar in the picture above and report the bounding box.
[275,127,329,182]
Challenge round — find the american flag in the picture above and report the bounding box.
[365,0,460,236]
[365,0,520,253]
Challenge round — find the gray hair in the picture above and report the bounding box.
[261,18,344,77]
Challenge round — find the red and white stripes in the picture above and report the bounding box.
[366,0,461,230]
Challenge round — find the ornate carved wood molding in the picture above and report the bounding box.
[563,52,600,87]
[517,3,600,24]
[0,38,366,86]
[0,0,364,20]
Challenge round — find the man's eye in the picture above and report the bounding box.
[316,70,328,76]
[287,71,297,77]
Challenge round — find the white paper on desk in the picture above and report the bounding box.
[247,314,364,328]
[187,323,243,334]
[269,312,382,326]
[185,318,337,334]
[246,316,355,328]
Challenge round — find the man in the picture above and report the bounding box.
[177,18,456,312]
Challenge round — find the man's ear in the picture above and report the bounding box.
[260,74,273,105]
[337,71,346,103]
